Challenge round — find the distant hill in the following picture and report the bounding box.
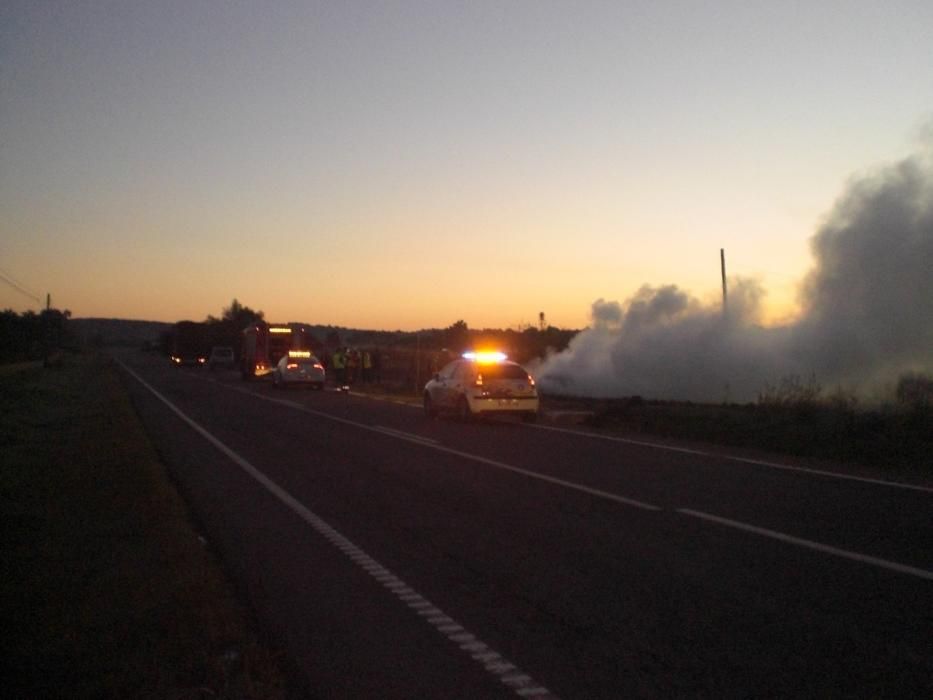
[70,318,173,348]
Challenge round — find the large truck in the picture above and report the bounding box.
[241,322,315,379]
[170,321,208,366]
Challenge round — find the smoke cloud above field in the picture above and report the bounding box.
[536,142,933,402]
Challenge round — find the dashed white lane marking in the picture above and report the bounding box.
[678,508,933,582]
[324,385,932,494]
[372,424,440,446]
[173,368,933,580]
[429,442,661,511]
[119,361,559,698]
[219,382,661,512]
[529,423,933,494]
[345,389,422,408]
[212,374,931,494]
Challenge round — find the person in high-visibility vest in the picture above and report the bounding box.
[362,350,373,383]
[332,348,346,385]
[346,348,360,384]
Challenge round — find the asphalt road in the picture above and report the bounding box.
[116,350,933,698]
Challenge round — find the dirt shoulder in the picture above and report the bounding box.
[0,353,288,698]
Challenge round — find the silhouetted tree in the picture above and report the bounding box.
[0,307,73,362]
[207,298,263,327]
[203,299,265,356]
[223,298,263,326]
[445,320,469,352]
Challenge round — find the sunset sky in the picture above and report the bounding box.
[2,1,932,330]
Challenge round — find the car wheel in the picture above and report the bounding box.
[273,372,281,388]
[456,396,473,423]
[424,393,438,418]
[314,382,324,391]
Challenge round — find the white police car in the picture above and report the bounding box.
[272,351,326,390]
[423,351,539,422]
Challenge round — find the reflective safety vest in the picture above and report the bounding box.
[362,352,372,369]
[332,352,345,369]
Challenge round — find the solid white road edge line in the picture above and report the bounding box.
[266,376,928,493]
[678,508,933,582]
[183,369,932,580]
[529,423,933,494]
[118,360,559,699]
[221,383,661,512]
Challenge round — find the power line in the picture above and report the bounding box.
[0,269,41,304]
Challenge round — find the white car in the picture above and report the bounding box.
[272,351,325,390]
[207,346,236,371]
[423,352,539,422]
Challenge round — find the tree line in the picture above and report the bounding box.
[159,300,580,364]
[158,299,264,356]
[0,308,74,363]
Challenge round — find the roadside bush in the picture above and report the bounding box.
[757,373,822,410]
[896,372,933,409]
[573,375,932,472]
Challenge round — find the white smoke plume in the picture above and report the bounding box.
[537,142,933,402]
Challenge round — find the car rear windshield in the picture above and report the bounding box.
[476,363,528,380]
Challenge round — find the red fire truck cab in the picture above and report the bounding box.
[241,322,314,380]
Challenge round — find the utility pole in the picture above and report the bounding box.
[414,332,420,396]
[720,249,728,317]
[43,293,51,367]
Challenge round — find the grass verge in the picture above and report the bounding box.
[0,353,287,698]
[349,381,932,476]
[574,395,933,475]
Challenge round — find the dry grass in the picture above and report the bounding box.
[0,354,288,698]
[578,386,932,474]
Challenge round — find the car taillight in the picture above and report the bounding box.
[474,373,483,387]
[528,375,535,387]
[287,363,298,369]
[314,363,323,370]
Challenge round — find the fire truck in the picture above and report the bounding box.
[241,322,315,380]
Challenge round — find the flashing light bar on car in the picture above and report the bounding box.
[462,351,507,363]
[269,327,292,334]
[288,350,312,358]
